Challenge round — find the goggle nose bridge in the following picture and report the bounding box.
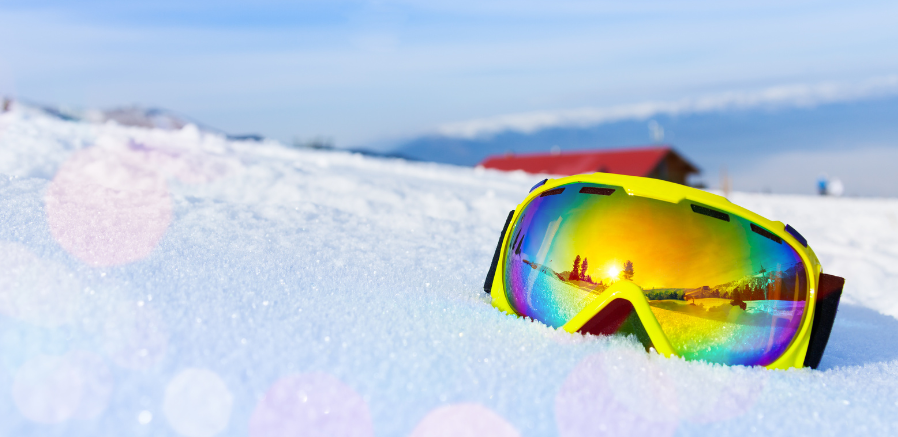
[562,281,677,358]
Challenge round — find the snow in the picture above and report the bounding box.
[1,108,898,436]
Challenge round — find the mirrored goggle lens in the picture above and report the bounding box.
[503,182,808,366]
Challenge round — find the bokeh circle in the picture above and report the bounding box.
[555,350,679,437]
[0,241,81,327]
[409,403,520,437]
[11,351,113,423]
[163,368,234,437]
[45,140,172,267]
[249,372,374,437]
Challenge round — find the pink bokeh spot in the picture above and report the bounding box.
[46,143,172,266]
[12,351,113,423]
[676,366,768,424]
[555,350,679,437]
[45,135,238,266]
[248,373,374,437]
[409,403,520,437]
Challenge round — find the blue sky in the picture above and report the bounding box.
[1,0,897,146]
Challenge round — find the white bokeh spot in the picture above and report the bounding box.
[163,368,234,437]
[11,351,113,423]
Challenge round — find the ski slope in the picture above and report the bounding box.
[1,108,898,436]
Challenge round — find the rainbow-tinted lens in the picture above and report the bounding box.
[503,182,808,366]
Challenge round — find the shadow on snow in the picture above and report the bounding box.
[817,303,898,370]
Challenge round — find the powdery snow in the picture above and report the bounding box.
[1,108,897,436]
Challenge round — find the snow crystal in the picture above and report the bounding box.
[1,108,898,436]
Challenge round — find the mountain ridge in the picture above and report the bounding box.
[392,95,898,179]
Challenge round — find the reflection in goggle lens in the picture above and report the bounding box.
[503,183,807,366]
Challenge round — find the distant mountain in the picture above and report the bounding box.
[9,99,267,142]
[98,106,199,131]
[391,95,898,190]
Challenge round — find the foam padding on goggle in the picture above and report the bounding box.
[483,210,515,294]
[803,273,845,369]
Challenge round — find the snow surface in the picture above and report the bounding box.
[1,108,898,436]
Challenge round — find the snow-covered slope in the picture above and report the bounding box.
[1,109,897,436]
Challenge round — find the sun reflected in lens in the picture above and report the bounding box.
[606,265,621,282]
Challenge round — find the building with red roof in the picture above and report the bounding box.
[478,145,700,185]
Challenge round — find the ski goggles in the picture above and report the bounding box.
[483,173,844,369]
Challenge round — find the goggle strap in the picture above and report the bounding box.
[803,273,846,369]
[483,210,516,294]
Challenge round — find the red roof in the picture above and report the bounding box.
[479,145,695,177]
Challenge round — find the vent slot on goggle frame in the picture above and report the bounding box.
[579,187,615,196]
[750,223,783,244]
[690,204,730,222]
[540,188,565,197]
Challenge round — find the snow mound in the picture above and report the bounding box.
[1,107,897,436]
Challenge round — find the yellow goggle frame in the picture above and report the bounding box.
[487,173,833,370]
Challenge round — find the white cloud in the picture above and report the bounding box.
[435,76,898,139]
